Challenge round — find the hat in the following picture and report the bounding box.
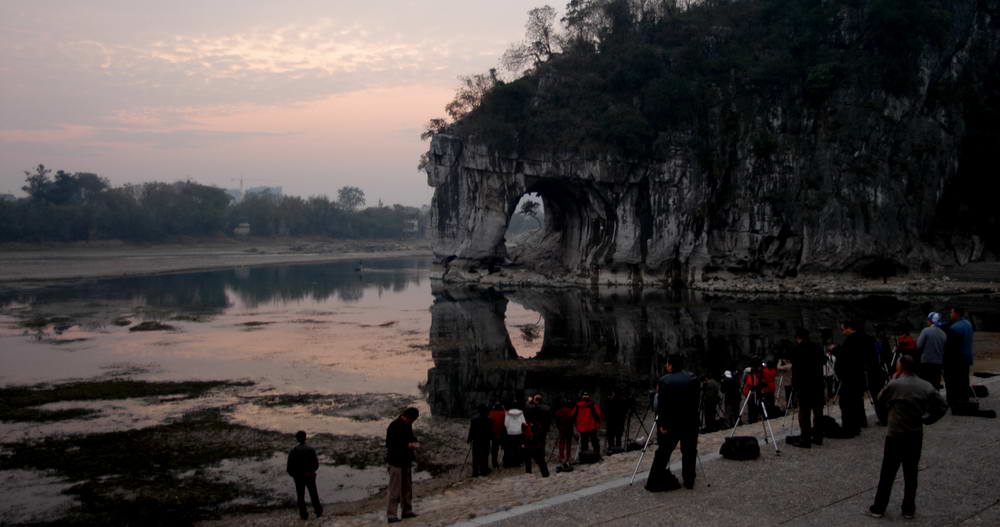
[927,312,943,326]
[723,370,733,379]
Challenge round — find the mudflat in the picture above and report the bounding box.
[0,239,431,284]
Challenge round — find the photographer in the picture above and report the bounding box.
[645,355,700,492]
[828,320,873,437]
[786,329,826,448]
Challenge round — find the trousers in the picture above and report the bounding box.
[648,429,697,488]
[872,433,923,515]
[386,465,413,519]
[292,473,322,519]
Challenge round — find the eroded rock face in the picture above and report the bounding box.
[424,2,999,287]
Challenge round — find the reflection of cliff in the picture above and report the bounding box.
[426,285,995,418]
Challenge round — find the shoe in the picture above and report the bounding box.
[683,481,694,490]
[902,512,914,520]
[812,437,823,446]
[402,512,418,519]
[786,436,811,448]
[864,506,884,518]
[388,518,401,524]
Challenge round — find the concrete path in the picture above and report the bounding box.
[473,378,1000,527]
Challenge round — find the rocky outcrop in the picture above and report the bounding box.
[424,1,1000,287]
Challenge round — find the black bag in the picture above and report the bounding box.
[720,436,760,460]
[578,450,601,464]
[970,385,989,398]
[819,415,851,439]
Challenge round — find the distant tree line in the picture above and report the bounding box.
[0,165,428,242]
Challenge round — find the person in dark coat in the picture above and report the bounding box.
[522,394,551,477]
[467,404,493,477]
[646,355,701,492]
[385,407,420,523]
[721,370,741,427]
[786,329,826,448]
[602,389,629,453]
[286,430,323,520]
[829,320,872,436]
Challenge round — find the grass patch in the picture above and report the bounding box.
[0,379,249,423]
[0,408,281,526]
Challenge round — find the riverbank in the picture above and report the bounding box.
[0,239,432,285]
[201,332,1000,527]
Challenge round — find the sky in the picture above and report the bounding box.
[0,1,555,206]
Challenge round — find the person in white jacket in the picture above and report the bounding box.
[503,405,526,468]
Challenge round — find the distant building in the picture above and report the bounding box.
[245,186,282,198]
[234,223,251,236]
[403,219,420,233]
[0,193,16,202]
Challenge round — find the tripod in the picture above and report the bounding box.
[730,388,780,455]
[622,400,650,449]
[629,416,657,485]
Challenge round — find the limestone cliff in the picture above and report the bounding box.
[424,0,1000,286]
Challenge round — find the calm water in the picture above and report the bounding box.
[2,256,999,419]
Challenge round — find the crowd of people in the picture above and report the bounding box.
[283,306,979,522]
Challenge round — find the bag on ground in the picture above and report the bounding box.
[720,436,760,460]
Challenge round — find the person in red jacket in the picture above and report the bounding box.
[574,392,603,459]
[487,403,506,470]
[554,400,576,471]
[761,361,779,418]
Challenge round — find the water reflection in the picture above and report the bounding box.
[426,285,999,418]
[0,258,431,317]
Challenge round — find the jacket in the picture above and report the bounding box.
[573,400,603,433]
[524,403,552,438]
[488,409,507,438]
[286,442,319,477]
[876,374,948,438]
[504,409,526,436]
[790,340,825,396]
[657,370,700,433]
[916,326,947,365]
[468,414,493,443]
[833,332,873,387]
[385,418,417,467]
[946,318,974,366]
[554,407,576,437]
[761,367,777,393]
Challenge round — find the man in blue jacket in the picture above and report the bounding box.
[646,355,700,492]
[944,306,975,411]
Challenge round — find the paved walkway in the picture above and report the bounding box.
[473,377,1000,526]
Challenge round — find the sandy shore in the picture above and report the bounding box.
[0,239,432,285]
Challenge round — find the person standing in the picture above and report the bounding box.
[467,405,493,477]
[602,390,628,453]
[574,392,603,459]
[786,329,826,448]
[386,407,420,523]
[866,355,948,519]
[646,355,700,491]
[700,374,722,431]
[554,400,576,471]
[829,320,872,436]
[487,403,506,470]
[916,312,947,389]
[721,370,741,427]
[777,358,793,412]
[943,306,975,411]
[286,430,323,520]
[503,403,526,468]
[761,361,779,418]
[523,394,551,477]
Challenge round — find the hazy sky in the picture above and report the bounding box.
[0,1,554,206]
